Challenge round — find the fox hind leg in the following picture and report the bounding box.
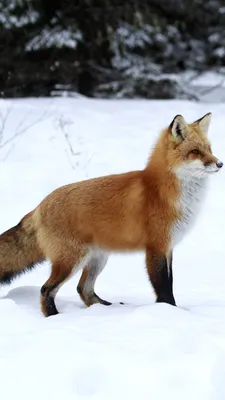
[77,250,112,307]
[41,261,72,317]
[41,250,91,317]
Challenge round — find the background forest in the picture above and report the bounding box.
[1,0,225,99]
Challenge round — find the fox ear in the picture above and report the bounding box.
[170,115,188,143]
[196,113,212,136]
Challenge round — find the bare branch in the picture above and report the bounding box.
[0,102,52,149]
[178,80,201,102]
[198,78,225,96]
[2,144,15,162]
[184,71,204,84]
[84,153,94,169]
[83,153,95,174]
[61,128,77,157]
[0,105,13,144]
[14,109,30,134]
[55,114,80,170]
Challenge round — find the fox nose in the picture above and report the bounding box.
[216,160,223,168]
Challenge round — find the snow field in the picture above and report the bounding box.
[0,97,225,399]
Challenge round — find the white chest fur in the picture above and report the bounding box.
[172,177,207,247]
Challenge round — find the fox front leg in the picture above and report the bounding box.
[146,249,176,306]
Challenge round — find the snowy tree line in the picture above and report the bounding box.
[0,0,225,99]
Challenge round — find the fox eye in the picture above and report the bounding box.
[191,149,200,155]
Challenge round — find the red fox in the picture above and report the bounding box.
[0,113,223,317]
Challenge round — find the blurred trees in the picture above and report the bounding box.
[0,0,225,98]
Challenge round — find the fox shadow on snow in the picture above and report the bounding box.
[2,285,87,314]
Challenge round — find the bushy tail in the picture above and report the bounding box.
[0,212,45,285]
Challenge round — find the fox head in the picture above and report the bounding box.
[167,113,223,179]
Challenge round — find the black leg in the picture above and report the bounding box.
[146,249,176,306]
[41,284,59,316]
[167,251,173,295]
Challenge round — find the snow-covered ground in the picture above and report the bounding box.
[0,97,225,400]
